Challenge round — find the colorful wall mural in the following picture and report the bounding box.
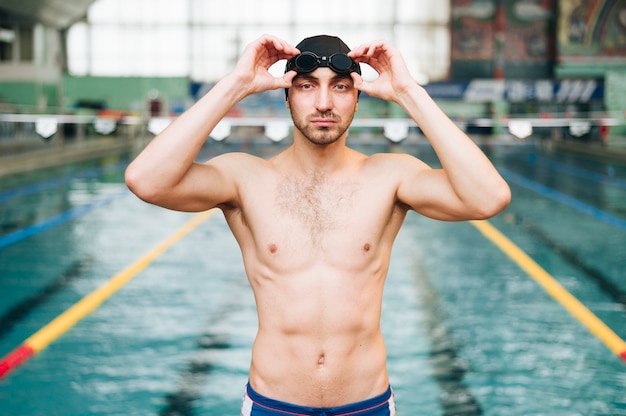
[451,0,554,79]
[558,0,626,61]
[451,0,497,61]
[503,0,554,63]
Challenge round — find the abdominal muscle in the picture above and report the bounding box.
[227,160,403,407]
[246,265,390,408]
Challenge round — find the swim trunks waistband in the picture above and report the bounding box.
[241,382,396,415]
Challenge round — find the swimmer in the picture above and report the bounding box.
[125,34,511,415]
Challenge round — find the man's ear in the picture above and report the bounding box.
[286,94,290,109]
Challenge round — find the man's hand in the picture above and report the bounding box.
[231,34,300,97]
[348,40,417,102]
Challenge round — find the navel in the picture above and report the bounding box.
[317,354,325,366]
[268,243,278,254]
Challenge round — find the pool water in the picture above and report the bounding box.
[0,139,625,415]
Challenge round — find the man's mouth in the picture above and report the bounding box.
[310,118,336,128]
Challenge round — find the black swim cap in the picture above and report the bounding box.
[296,35,352,63]
[286,35,361,75]
[284,35,361,99]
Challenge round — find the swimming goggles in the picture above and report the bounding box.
[286,52,360,75]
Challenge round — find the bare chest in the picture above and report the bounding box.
[227,169,402,271]
[274,173,359,246]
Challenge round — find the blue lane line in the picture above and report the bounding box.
[501,168,626,232]
[510,154,626,191]
[0,162,128,204]
[0,176,74,203]
[0,191,129,249]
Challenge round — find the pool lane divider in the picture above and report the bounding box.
[0,161,128,204]
[471,219,626,363]
[0,191,129,249]
[500,168,626,232]
[0,209,216,380]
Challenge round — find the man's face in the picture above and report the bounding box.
[287,68,359,146]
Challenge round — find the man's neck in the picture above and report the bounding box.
[288,137,351,175]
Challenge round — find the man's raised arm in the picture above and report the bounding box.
[349,40,511,221]
[125,35,299,212]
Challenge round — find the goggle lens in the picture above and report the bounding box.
[294,53,318,70]
[288,52,359,74]
[328,54,353,72]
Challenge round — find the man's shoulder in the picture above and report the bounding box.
[363,152,419,168]
[204,152,273,187]
[208,151,268,171]
[212,151,264,163]
[360,152,430,183]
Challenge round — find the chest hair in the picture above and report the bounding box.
[275,172,355,246]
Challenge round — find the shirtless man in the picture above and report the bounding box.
[125,34,511,415]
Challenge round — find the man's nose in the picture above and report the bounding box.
[315,87,332,112]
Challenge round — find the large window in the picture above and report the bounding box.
[18,26,34,62]
[0,25,35,63]
[0,26,14,62]
[68,0,450,83]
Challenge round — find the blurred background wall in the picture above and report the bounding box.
[0,0,625,137]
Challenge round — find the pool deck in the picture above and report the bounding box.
[0,137,138,178]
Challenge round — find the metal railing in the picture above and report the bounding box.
[0,112,623,146]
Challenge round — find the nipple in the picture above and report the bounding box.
[268,244,278,254]
[363,243,371,252]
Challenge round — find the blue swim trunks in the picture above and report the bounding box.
[241,382,396,416]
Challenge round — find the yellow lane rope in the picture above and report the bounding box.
[0,209,216,379]
[471,219,626,362]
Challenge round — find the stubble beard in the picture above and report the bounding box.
[291,110,354,146]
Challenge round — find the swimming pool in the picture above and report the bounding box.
[0,138,625,415]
